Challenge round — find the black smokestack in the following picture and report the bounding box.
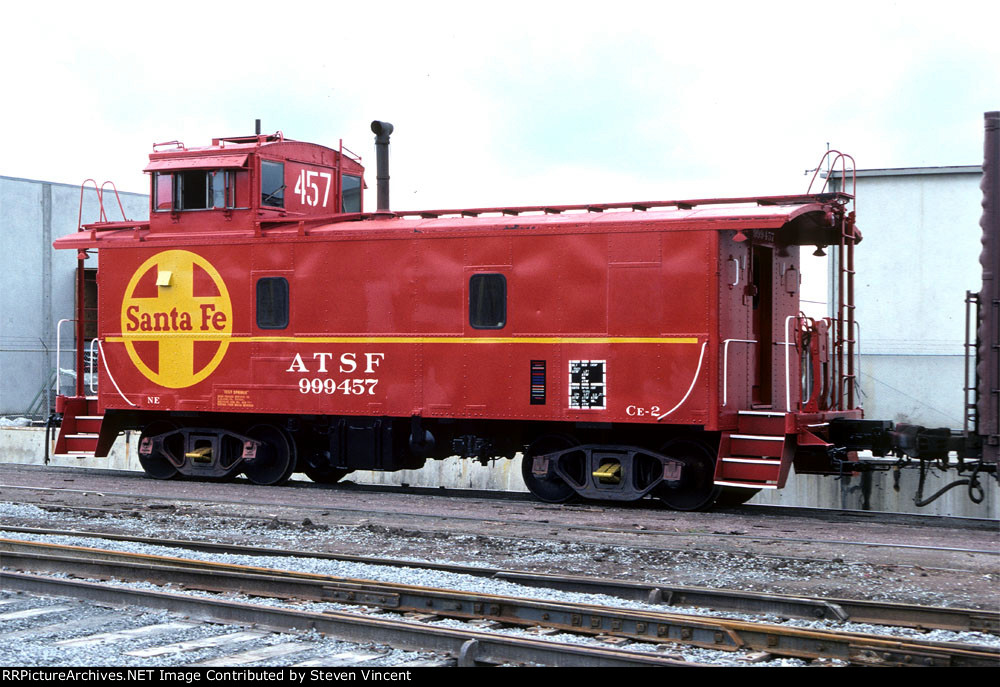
[371,120,394,212]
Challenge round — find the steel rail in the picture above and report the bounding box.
[2,527,996,634]
[0,570,690,668]
[2,540,997,667]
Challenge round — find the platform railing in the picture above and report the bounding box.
[784,316,800,412]
[77,179,129,230]
[55,318,76,399]
[88,338,100,395]
[721,339,757,407]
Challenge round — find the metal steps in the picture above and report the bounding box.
[54,396,102,458]
[714,411,790,489]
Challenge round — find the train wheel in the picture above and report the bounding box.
[243,424,297,486]
[521,434,579,503]
[138,421,181,480]
[714,486,761,507]
[656,438,721,511]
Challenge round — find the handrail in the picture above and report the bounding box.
[100,181,128,223]
[833,208,859,410]
[845,319,863,410]
[722,339,757,406]
[391,193,851,221]
[88,338,100,395]
[339,141,363,162]
[78,180,100,228]
[785,315,799,412]
[55,319,74,396]
[337,139,343,213]
[656,341,709,421]
[96,339,136,407]
[807,150,857,201]
[77,179,130,231]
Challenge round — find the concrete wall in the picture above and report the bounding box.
[2,426,994,518]
[0,176,148,417]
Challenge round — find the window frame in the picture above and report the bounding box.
[153,173,173,212]
[153,170,236,212]
[469,273,507,330]
[255,276,290,330]
[261,160,285,208]
[341,173,362,213]
[174,170,210,210]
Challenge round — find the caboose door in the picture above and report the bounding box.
[751,244,773,406]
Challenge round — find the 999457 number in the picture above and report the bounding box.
[299,378,378,395]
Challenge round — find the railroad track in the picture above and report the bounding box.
[1,573,690,667]
[2,526,997,634]
[1,536,997,666]
[0,589,459,668]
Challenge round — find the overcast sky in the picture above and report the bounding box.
[2,1,998,210]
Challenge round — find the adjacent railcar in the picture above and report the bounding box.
[52,123,871,509]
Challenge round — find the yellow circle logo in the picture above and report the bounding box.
[121,250,233,389]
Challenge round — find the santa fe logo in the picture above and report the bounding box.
[120,250,233,389]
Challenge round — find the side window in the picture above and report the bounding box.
[469,273,506,329]
[176,170,210,210]
[159,170,234,211]
[256,277,289,329]
[210,170,235,209]
[261,161,285,208]
[342,174,361,212]
[153,173,173,211]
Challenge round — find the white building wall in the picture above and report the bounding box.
[832,167,983,428]
[0,176,148,417]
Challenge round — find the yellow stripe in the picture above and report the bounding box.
[106,335,700,345]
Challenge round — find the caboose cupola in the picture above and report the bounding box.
[143,131,366,233]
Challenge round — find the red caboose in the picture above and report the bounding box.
[54,123,862,510]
